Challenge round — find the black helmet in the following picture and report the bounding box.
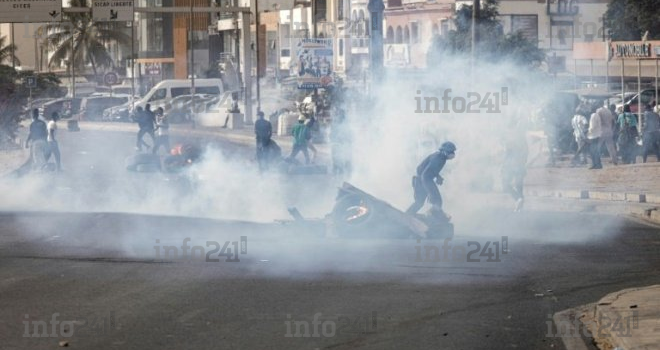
[439,141,456,154]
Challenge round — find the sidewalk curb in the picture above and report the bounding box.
[589,285,660,350]
[553,307,592,350]
[77,121,332,156]
[528,188,660,205]
[526,191,660,226]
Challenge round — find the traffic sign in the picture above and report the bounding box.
[103,72,119,85]
[144,63,161,76]
[0,0,62,23]
[92,0,134,22]
[25,76,37,89]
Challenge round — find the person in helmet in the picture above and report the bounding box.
[405,142,456,216]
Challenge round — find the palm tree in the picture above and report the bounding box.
[37,0,130,82]
[0,35,20,66]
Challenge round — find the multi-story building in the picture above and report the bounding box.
[0,22,49,71]
[276,5,312,75]
[498,0,609,77]
[383,0,454,68]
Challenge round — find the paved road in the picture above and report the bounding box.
[1,210,659,350]
[0,125,659,350]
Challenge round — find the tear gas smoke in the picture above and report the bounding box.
[0,53,627,279]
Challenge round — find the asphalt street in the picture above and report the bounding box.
[0,125,659,350]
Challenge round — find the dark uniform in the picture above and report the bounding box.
[136,105,156,151]
[254,112,273,170]
[406,142,456,215]
[26,110,48,145]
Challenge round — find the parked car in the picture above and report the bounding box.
[40,98,83,119]
[111,85,138,96]
[617,89,659,114]
[75,96,128,121]
[103,100,132,122]
[163,94,216,123]
[131,79,224,113]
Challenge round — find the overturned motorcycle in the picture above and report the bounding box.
[287,182,454,239]
[125,143,203,173]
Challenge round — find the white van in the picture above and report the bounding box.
[133,79,224,112]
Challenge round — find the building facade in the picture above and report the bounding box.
[383,0,453,68]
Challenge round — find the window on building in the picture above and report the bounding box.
[339,39,343,56]
[280,23,290,46]
[432,24,439,36]
[404,26,410,43]
[440,19,449,36]
[550,22,573,50]
[387,26,394,43]
[410,22,419,43]
[190,31,209,50]
[511,15,538,45]
[395,26,402,43]
[338,0,344,20]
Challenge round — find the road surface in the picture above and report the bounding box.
[0,125,659,350]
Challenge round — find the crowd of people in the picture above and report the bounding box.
[562,102,660,169]
[252,106,352,176]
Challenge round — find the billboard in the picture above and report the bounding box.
[92,0,134,22]
[0,0,61,22]
[293,38,334,89]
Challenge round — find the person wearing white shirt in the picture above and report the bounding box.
[587,112,603,169]
[47,112,61,171]
[596,105,618,165]
[571,111,589,165]
[152,107,170,155]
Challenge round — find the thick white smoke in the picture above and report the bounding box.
[0,53,628,281]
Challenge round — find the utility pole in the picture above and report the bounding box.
[255,0,261,111]
[367,0,384,87]
[190,0,196,128]
[11,23,15,70]
[71,29,76,98]
[470,0,480,81]
[131,14,135,110]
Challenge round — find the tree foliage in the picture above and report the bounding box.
[37,0,130,83]
[0,66,63,147]
[604,0,660,40]
[0,36,20,66]
[427,0,545,69]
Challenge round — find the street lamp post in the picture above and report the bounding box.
[367,0,384,87]
[470,0,480,83]
[190,0,197,128]
[255,0,261,111]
